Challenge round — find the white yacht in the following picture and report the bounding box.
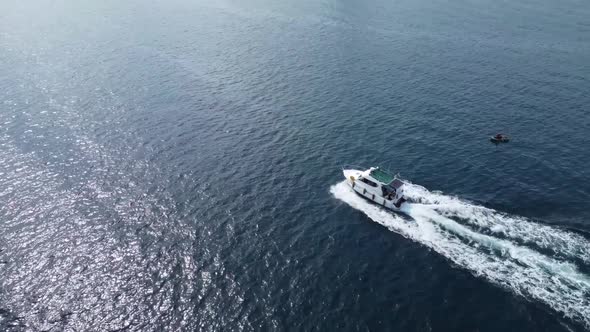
[342,166,407,210]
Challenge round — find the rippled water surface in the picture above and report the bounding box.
[1,0,590,330]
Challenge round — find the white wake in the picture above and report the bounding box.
[330,181,590,328]
[402,182,590,264]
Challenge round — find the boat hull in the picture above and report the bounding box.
[350,183,403,211]
[490,136,509,143]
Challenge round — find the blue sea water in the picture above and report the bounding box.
[1,0,590,330]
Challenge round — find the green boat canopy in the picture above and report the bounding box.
[369,168,395,184]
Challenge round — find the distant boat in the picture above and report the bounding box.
[490,133,509,143]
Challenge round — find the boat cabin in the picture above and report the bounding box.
[356,167,403,200]
[344,166,408,209]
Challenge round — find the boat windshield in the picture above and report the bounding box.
[370,168,395,184]
[389,178,404,189]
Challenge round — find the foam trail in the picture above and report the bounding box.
[402,182,590,264]
[331,181,590,328]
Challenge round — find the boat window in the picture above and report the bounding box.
[381,185,395,197]
[360,177,378,187]
[383,185,396,194]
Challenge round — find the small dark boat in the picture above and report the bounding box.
[490,134,509,143]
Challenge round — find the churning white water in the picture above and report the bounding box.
[330,181,590,328]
